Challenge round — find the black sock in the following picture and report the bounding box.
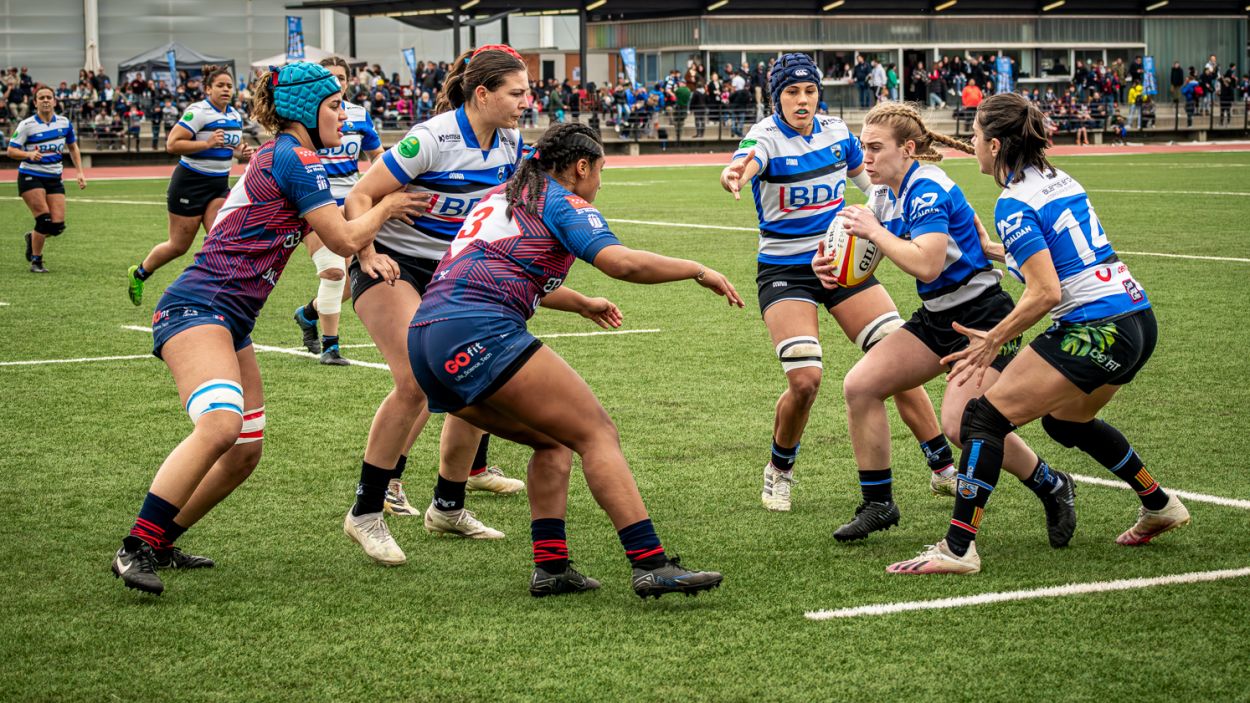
[770,440,799,472]
[531,518,569,573]
[127,492,180,551]
[134,264,151,281]
[31,254,42,264]
[304,297,319,320]
[1021,457,1063,498]
[470,434,490,474]
[322,334,339,350]
[618,519,666,569]
[393,454,408,480]
[946,398,1013,556]
[164,521,188,548]
[858,469,893,503]
[352,460,393,516]
[920,434,955,474]
[1042,416,1169,511]
[432,474,467,512]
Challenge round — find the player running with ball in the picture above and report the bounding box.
[409,123,742,598]
[109,62,424,596]
[813,101,1075,550]
[720,53,959,528]
[888,93,1189,575]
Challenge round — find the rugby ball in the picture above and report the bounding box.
[823,205,882,287]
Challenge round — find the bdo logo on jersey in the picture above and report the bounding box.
[432,196,481,217]
[778,179,845,214]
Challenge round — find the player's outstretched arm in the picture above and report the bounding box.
[305,191,428,257]
[541,286,623,329]
[720,148,759,201]
[591,245,744,307]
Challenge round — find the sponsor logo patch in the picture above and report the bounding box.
[294,147,321,165]
[564,194,592,210]
[398,136,421,158]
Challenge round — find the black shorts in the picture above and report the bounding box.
[756,261,880,316]
[167,165,230,217]
[17,173,64,196]
[349,240,441,304]
[1030,308,1157,394]
[902,285,1021,373]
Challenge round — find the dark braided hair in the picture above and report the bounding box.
[505,123,604,219]
[976,92,1055,188]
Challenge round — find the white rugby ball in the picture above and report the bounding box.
[823,205,882,287]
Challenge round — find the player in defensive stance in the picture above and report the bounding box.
[813,102,1075,548]
[109,63,424,595]
[8,85,86,273]
[409,123,742,598]
[127,66,253,305]
[340,45,528,567]
[888,93,1189,575]
[292,56,385,365]
[720,53,958,523]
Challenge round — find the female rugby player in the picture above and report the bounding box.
[720,53,958,529]
[110,62,423,596]
[291,56,385,365]
[409,122,742,598]
[813,102,1075,549]
[8,85,87,273]
[127,66,254,305]
[887,93,1189,575]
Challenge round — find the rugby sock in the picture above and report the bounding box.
[1042,417,1169,510]
[352,460,393,516]
[30,254,42,265]
[304,297,319,320]
[432,474,467,513]
[127,492,180,551]
[618,519,666,569]
[858,469,893,503]
[164,520,188,547]
[393,454,408,480]
[920,434,956,478]
[321,335,339,351]
[946,398,1013,557]
[1021,457,1065,498]
[531,518,569,573]
[770,440,799,473]
[469,434,491,477]
[134,264,151,281]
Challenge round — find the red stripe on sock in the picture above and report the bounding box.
[1136,483,1160,496]
[627,546,665,562]
[950,519,978,534]
[134,517,165,535]
[469,467,486,476]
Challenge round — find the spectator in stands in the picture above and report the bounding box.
[1170,60,1184,102]
[728,79,752,137]
[1219,76,1234,125]
[1180,72,1199,126]
[869,59,887,104]
[886,62,899,101]
[911,61,928,105]
[853,54,871,108]
[123,102,144,152]
[395,92,413,124]
[1141,96,1156,128]
[1074,101,1091,145]
[1127,81,1143,129]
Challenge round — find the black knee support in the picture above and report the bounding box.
[34,214,56,235]
[48,221,65,236]
[959,397,1015,446]
[1041,415,1091,448]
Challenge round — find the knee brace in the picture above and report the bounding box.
[34,214,59,236]
[855,312,904,352]
[776,336,822,374]
[958,397,1015,447]
[236,406,266,444]
[185,379,244,426]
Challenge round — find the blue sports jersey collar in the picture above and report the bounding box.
[771,113,821,142]
[456,106,499,155]
[895,160,922,199]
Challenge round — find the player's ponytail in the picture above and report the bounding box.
[505,122,604,219]
[434,46,527,115]
[863,101,971,162]
[976,92,1055,188]
[249,69,292,134]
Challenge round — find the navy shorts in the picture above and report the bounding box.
[408,315,544,413]
[151,295,254,360]
[1030,308,1157,394]
[756,261,881,316]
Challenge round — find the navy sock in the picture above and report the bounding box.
[304,297,319,321]
[618,518,666,569]
[770,440,799,473]
[432,474,466,512]
[31,254,42,265]
[531,518,569,573]
[470,434,491,475]
[127,492,180,550]
[858,469,893,503]
[352,461,393,516]
[1021,458,1064,498]
[134,264,151,281]
[1044,417,1169,511]
[164,521,188,547]
[322,334,339,350]
[920,434,955,474]
[393,454,408,480]
[946,399,1013,556]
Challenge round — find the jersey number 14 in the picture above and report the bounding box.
[1052,204,1109,265]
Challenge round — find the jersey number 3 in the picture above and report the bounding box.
[458,206,494,240]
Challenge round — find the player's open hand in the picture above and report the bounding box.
[838,204,884,243]
[942,321,996,389]
[383,191,432,225]
[697,267,745,308]
[720,149,754,200]
[580,297,623,329]
[357,250,400,285]
[811,239,838,289]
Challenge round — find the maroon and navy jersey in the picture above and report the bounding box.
[163,133,335,322]
[413,177,622,325]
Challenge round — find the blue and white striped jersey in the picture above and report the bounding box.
[731,114,863,265]
[9,113,76,177]
[995,166,1150,323]
[318,100,380,200]
[868,161,1000,311]
[376,106,523,260]
[174,100,243,176]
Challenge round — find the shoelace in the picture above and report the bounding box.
[484,466,506,478]
[360,514,393,541]
[134,545,159,573]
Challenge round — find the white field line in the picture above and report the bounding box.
[310,327,662,354]
[0,353,153,367]
[1070,473,1250,510]
[0,301,9,306]
[121,325,391,371]
[1090,188,1250,197]
[0,196,164,206]
[804,567,1250,620]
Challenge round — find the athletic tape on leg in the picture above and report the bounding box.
[185,379,244,425]
[777,335,822,373]
[855,312,903,352]
[237,406,265,444]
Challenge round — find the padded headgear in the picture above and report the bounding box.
[272,62,341,133]
[769,53,822,116]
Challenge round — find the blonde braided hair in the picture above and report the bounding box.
[863,101,973,161]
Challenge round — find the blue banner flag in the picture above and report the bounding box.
[1143,56,1158,96]
[286,16,305,61]
[402,48,418,86]
[995,55,1013,94]
[620,48,637,89]
[165,48,177,87]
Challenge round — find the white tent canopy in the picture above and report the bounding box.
[250,46,365,71]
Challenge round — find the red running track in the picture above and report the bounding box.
[3,141,1248,181]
